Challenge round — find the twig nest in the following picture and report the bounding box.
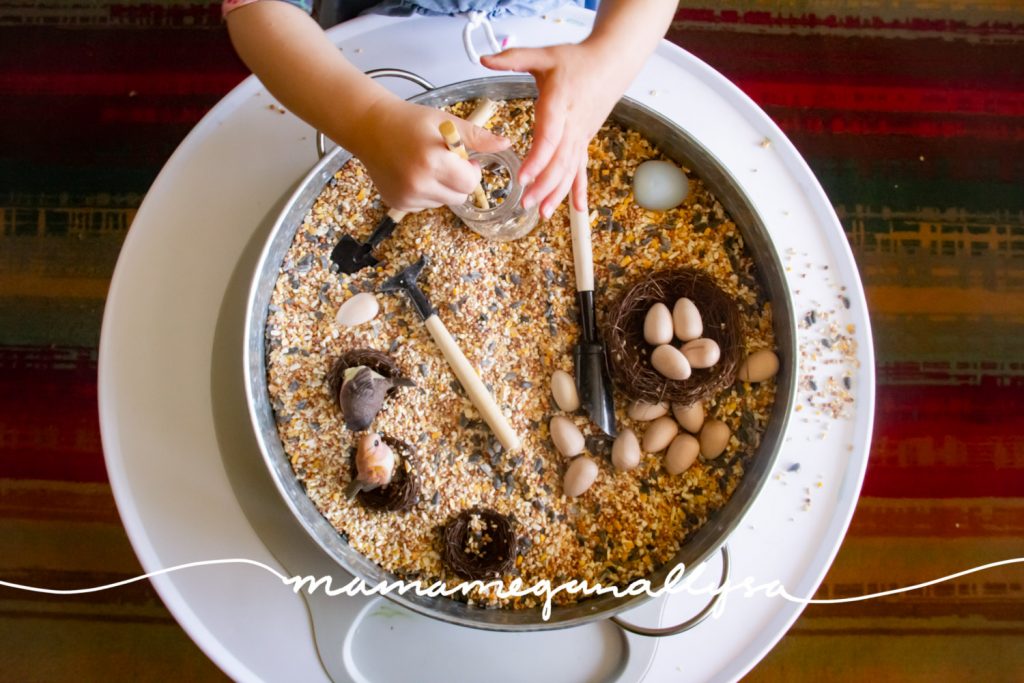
[606,268,742,406]
[642,416,679,453]
[442,508,517,580]
[550,369,581,412]
[335,292,380,326]
[628,399,668,422]
[611,429,641,471]
[651,344,691,380]
[672,401,705,433]
[563,456,599,497]
[665,433,700,474]
[549,416,585,457]
[643,303,674,345]
[699,419,731,460]
[738,349,780,383]
[346,435,420,512]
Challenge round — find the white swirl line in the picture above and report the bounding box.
[0,558,289,595]
[778,557,1024,605]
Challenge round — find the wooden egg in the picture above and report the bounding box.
[611,429,641,471]
[551,369,581,412]
[642,416,679,453]
[550,416,585,457]
[671,400,704,433]
[681,338,721,369]
[699,419,731,460]
[643,303,674,345]
[651,344,692,381]
[628,399,669,421]
[665,434,700,475]
[738,349,780,383]
[564,456,599,497]
[672,298,702,341]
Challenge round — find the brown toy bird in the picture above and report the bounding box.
[338,366,414,431]
[345,432,397,499]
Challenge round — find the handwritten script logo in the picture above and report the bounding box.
[2,557,1022,621]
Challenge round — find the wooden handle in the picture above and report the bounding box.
[569,204,595,292]
[439,121,490,210]
[386,207,408,223]
[424,315,521,451]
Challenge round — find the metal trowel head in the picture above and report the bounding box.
[574,342,617,438]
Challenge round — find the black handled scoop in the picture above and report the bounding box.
[330,207,406,274]
[569,203,617,437]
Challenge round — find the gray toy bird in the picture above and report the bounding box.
[338,366,415,431]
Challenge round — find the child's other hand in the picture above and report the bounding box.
[353,98,510,213]
[482,43,628,216]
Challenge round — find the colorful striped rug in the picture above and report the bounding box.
[1,1,1022,680]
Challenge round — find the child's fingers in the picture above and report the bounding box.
[541,166,576,219]
[434,156,482,198]
[480,47,554,74]
[523,134,579,215]
[520,90,567,188]
[456,118,511,153]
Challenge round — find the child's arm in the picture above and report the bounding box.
[225,1,509,211]
[482,0,677,216]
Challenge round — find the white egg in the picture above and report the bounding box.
[632,160,690,211]
[335,292,380,326]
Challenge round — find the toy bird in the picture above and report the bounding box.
[338,366,414,431]
[345,432,397,499]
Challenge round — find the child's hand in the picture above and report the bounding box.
[482,43,629,216]
[352,97,510,213]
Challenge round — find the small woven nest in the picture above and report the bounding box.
[326,348,403,407]
[441,507,518,581]
[346,435,421,512]
[605,268,742,405]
